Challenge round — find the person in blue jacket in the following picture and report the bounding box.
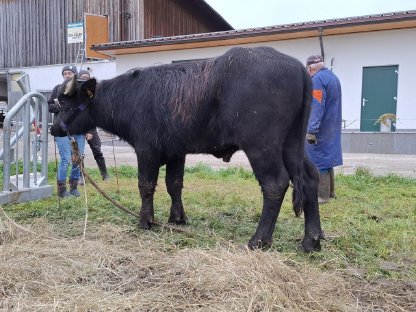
[305,55,343,204]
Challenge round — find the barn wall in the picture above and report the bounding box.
[0,0,229,68]
[114,28,416,130]
[0,0,140,68]
[142,0,227,38]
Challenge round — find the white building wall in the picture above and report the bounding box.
[13,60,116,93]
[116,28,416,130]
[323,28,416,130]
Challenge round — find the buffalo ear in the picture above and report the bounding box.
[63,76,77,96]
[82,78,97,99]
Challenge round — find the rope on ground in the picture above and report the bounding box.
[81,166,139,218]
[80,166,191,234]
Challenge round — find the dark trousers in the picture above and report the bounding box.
[87,128,104,162]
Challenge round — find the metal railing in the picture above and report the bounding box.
[0,90,52,204]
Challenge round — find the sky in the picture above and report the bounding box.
[204,0,416,29]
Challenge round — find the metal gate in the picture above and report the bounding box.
[0,76,52,204]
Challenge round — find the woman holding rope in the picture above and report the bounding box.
[48,65,85,198]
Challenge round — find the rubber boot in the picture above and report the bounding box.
[318,172,330,204]
[329,168,336,199]
[96,158,110,181]
[57,180,70,198]
[69,179,81,197]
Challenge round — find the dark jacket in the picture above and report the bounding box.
[305,67,343,170]
[48,84,61,121]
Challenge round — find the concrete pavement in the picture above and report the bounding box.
[82,140,416,178]
[2,131,414,178]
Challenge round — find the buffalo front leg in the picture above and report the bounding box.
[166,156,187,225]
[137,155,160,230]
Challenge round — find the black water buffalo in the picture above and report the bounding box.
[50,47,323,251]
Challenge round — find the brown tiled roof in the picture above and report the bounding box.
[93,10,416,52]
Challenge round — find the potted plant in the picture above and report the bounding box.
[375,113,396,132]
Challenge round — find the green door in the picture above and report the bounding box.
[360,66,398,131]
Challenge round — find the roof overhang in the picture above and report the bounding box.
[92,10,416,56]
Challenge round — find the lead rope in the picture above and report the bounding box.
[81,167,88,239]
[80,165,190,233]
[53,137,61,215]
[80,166,139,218]
[69,138,89,239]
[111,134,120,193]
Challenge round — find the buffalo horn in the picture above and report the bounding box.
[64,77,77,96]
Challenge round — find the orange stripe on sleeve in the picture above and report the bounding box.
[312,89,323,104]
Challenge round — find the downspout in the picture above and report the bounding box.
[318,27,325,61]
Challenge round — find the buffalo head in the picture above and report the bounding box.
[50,77,97,137]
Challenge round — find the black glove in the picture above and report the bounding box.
[48,99,61,113]
[306,133,317,144]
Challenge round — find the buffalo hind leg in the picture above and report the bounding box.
[299,156,323,252]
[166,156,187,225]
[282,141,323,252]
[246,151,290,249]
[137,155,160,230]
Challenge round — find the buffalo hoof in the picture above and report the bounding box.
[248,236,272,250]
[300,235,322,252]
[139,219,153,230]
[168,214,188,225]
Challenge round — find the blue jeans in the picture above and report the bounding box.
[55,135,85,181]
